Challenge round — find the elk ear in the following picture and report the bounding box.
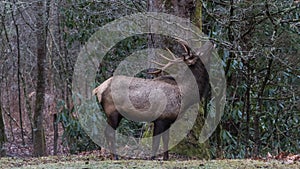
[195,41,213,65]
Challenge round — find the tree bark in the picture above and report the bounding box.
[33,0,47,157]
[148,0,210,159]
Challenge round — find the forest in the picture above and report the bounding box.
[0,0,299,168]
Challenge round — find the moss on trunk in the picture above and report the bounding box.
[171,104,210,159]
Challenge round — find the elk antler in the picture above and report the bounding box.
[149,48,182,74]
[175,37,189,54]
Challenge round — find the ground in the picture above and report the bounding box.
[0,153,299,169]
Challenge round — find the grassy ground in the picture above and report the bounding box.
[0,156,299,169]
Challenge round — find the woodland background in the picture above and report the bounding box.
[0,0,299,160]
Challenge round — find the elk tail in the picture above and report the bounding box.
[92,77,113,103]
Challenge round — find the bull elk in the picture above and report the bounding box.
[92,40,211,160]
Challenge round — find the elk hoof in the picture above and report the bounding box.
[111,154,119,160]
[114,155,119,160]
[163,153,169,161]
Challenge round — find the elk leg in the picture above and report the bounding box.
[151,120,171,160]
[162,126,170,160]
[105,125,116,159]
[151,121,161,160]
[105,111,122,160]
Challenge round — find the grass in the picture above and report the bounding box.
[0,156,299,169]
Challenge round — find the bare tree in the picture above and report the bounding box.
[0,2,7,157]
[33,0,49,157]
[11,3,25,146]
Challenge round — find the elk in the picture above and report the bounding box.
[92,41,211,160]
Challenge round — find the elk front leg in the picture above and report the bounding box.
[151,121,162,160]
[162,128,170,160]
[151,120,171,160]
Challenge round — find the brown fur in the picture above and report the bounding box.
[93,43,211,160]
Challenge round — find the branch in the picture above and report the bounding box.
[251,96,293,101]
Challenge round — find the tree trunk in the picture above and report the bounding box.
[148,0,210,159]
[171,105,210,159]
[12,9,25,146]
[33,0,47,157]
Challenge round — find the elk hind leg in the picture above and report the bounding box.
[151,120,171,160]
[105,111,122,160]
